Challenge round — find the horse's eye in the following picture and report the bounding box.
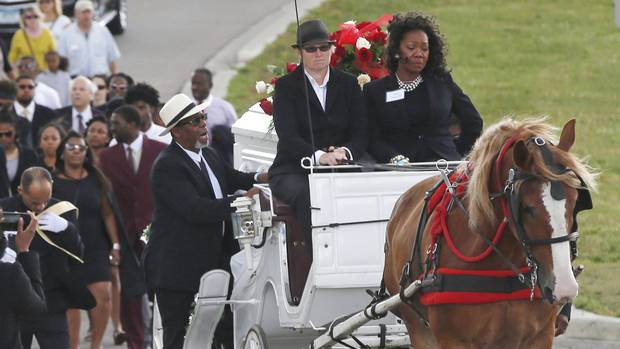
[522,205,535,218]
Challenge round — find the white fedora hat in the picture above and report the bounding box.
[159,94,209,136]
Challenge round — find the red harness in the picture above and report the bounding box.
[418,149,542,305]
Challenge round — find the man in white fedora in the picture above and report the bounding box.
[143,93,266,349]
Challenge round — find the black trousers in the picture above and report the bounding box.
[155,288,235,349]
[20,311,68,349]
[269,173,312,250]
[155,289,195,349]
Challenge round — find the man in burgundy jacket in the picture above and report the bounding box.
[99,105,166,349]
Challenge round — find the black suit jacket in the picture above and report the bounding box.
[144,143,255,292]
[364,73,483,162]
[55,105,105,133]
[9,146,39,195]
[13,104,57,149]
[0,196,83,313]
[268,66,368,176]
[0,252,46,349]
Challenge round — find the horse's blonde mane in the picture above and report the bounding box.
[463,117,598,230]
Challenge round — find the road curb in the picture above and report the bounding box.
[565,307,620,341]
[181,0,325,99]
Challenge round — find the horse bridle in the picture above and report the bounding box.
[494,135,592,300]
[496,136,591,247]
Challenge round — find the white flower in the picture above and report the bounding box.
[266,84,274,95]
[357,74,371,89]
[255,81,267,94]
[344,20,356,25]
[356,37,371,50]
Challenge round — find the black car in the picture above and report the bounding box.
[0,0,126,43]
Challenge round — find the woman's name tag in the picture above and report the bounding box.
[386,89,405,103]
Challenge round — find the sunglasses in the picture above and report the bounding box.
[24,15,39,20]
[39,0,52,3]
[110,84,127,90]
[180,114,207,127]
[96,85,107,90]
[65,143,87,152]
[18,84,36,90]
[0,131,14,138]
[302,44,332,53]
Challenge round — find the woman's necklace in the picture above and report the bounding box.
[396,73,424,92]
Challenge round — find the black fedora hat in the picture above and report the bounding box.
[292,19,336,48]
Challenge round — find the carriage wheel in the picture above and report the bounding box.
[242,325,269,349]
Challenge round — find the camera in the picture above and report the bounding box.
[0,211,31,231]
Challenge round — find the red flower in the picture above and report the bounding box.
[259,98,273,115]
[356,21,372,30]
[357,48,373,63]
[334,46,346,58]
[366,31,387,44]
[286,63,298,73]
[270,77,278,85]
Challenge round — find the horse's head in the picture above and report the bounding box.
[499,119,593,304]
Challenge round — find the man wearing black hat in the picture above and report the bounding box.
[268,19,368,253]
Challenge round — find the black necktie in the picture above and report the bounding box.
[127,147,136,174]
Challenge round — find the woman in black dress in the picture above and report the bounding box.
[52,130,121,349]
[364,13,483,164]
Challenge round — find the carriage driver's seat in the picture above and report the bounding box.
[258,191,312,306]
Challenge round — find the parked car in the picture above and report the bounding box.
[0,0,126,48]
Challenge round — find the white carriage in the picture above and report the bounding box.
[154,104,458,349]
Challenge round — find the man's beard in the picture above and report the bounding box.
[17,97,33,106]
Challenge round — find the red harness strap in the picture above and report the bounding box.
[427,171,508,263]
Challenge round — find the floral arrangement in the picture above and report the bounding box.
[254,14,392,115]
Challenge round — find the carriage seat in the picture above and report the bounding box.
[258,191,311,306]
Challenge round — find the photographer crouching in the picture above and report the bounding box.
[0,208,43,348]
[0,167,87,349]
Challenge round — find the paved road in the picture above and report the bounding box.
[115,0,293,101]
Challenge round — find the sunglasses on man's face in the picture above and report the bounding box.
[302,44,332,53]
[180,114,208,127]
[0,131,14,138]
[18,84,36,90]
[65,143,87,152]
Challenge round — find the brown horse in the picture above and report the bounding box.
[383,118,596,349]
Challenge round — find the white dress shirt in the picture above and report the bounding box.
[57,22,121,77]
[123,133,143,172]
[176,143,223,199]
[305,69,331,164]
[13,101,36,122]
[34,82,61,110]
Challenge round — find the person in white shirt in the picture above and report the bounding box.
[57,0,120,77]
[190,68,237,137]
[37,0,71,43]
[56,75,105,133]
[16,56,61,110]
[36,51,71,107]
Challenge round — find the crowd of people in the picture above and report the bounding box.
[0,1,241,348]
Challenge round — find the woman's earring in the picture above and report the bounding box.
[394,53,400,59]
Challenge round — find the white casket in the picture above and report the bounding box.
[232,103,277,172]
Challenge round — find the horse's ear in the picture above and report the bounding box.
[558,119,576,152]
[513,140,531,169]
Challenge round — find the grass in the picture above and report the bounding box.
[227,0,620,316]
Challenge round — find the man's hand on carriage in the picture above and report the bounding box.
[245,187,262,198]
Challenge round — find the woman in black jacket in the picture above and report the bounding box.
[0,213,45,349]
[364,13,483,164]
[0,111,38,195]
